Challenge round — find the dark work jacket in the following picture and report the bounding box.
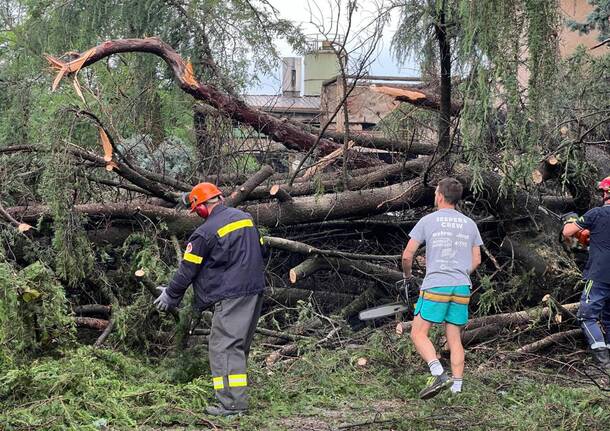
[165,204,267,309]
[576,203,610,284]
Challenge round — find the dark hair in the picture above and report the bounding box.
[437,177,463,205]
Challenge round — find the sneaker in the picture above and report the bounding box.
[419,373,453,400]
[205,404,246,416]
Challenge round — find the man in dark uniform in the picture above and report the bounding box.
[563,176,610,368]
[154,182,267,416]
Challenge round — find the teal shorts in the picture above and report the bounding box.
[414,285,471,326]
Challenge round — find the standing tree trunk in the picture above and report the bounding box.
[433,0,452,174]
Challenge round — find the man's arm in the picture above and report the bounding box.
[402,239,421,279]
[163,233,208,307]
[470,246,481,274]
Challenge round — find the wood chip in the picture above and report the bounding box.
[356,357,368,367]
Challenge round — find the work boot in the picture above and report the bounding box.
[206,404,246,417]
[419,373,453,400]
[591,348,610,369]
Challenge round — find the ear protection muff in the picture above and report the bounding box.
[194,204,209,218]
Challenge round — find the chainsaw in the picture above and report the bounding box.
[538,206,590,249]
[359,279,417,321]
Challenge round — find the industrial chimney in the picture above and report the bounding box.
[281,57,302,97]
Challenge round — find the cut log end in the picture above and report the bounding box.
[289,268,297,284]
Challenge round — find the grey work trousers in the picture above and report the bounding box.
[208,293,263,411]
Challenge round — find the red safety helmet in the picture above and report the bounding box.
[183,182,222,218]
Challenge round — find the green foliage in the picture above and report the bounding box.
[37,117,95,286]
[1,327,609,429]
[0,261,75,366]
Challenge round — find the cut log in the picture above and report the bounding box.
[225,164,274,207]
[74,316,109,331]
[269,184,293,202]
[289,258,326,283]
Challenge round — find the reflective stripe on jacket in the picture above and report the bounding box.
[165,204,266,308]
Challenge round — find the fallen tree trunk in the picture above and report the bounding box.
[9,178,432,231]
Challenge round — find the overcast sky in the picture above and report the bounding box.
[247,0,419,95]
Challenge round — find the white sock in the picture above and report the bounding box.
[427,359,444,376]
[451,378,463,393]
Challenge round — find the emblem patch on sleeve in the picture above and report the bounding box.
[185,242,193,253]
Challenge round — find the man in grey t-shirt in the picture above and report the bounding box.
[402,178,483,400]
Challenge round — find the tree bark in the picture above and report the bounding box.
[225,164,274,207]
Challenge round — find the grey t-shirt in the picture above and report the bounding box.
[409,208,483,290]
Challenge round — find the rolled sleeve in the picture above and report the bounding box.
[165,233,208,307]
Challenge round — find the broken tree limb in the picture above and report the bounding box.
[46,38,377,163]
[0,200,32,233]
[288,256,403,286]
[241,178,431,227]
[197,104,436,155]
[371,84,462,115]
[225,164,274,207]
[266,236,401,264]
[94,318,116,348]
[301,141,355,181]
[515,328,581,354]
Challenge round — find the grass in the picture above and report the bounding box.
[0,329,608,430]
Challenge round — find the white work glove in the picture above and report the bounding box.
[153,286,172,312]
